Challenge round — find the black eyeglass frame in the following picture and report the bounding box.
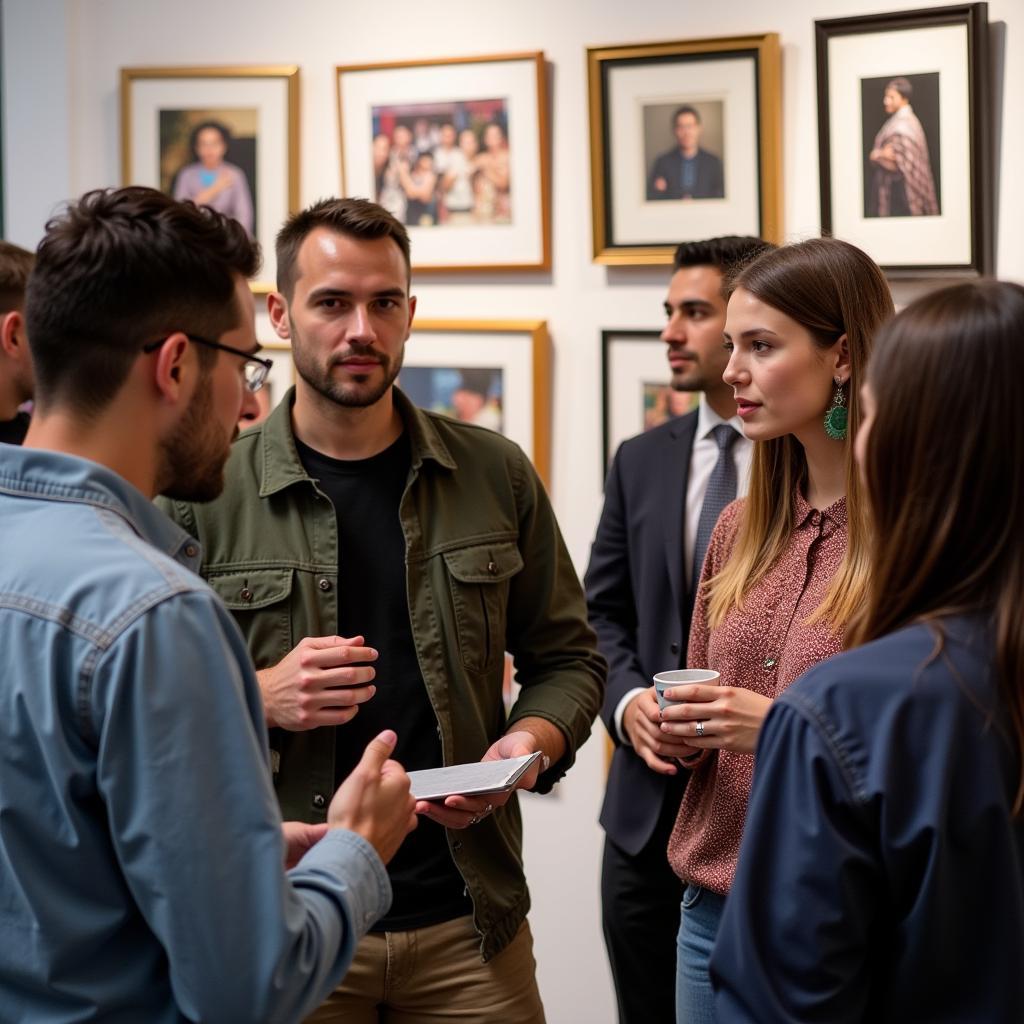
[142,334,273,393]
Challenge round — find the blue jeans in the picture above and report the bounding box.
[675,883,727,1023]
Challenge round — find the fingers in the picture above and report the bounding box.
[416,794,499,829]
[312,684,376,709]
[358,729,399,774]
[299,638,379,670]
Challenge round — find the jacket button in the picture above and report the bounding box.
[240,587,253,603]
[670,642,680,655]
[318,578,332,592]
[312,793,326,809]
[184,544,198,558]
[452,841,463,853]
[486,561,498,575]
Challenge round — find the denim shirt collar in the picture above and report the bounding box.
[0,446,201,571]
[256,385,457,497]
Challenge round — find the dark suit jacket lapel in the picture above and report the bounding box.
[663,410,699,621]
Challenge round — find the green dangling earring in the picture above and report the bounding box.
[824,377,848,441]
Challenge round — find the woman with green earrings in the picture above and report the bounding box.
[655,237,894,1024]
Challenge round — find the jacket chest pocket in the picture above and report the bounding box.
[207,568,294,669]
[443,541,523,674]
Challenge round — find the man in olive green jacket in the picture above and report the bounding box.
[161,197,605,1021]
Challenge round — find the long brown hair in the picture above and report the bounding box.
[707,237,894,628]
[848,280,1024,812]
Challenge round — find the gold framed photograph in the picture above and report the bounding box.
[121,65,300,293]
[399,319,551,484]
[337,53,551,273]
[587,35,782,265]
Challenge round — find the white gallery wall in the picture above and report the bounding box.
[4,1,1021,1020]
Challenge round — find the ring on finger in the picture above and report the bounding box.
[695,720,706,737]
[468,814,480,826]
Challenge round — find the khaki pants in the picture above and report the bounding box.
[306,915,546,1023]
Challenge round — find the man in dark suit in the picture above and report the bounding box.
[648,106,725,200]
[585,236,771,1024]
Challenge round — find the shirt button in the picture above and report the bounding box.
[764,657,776,669]
[487,561,498,575]
[810,511,822,526]
[318,578,332,592]
[312,793,326,809]
[240,587,253,603]
[184,544,198,558]
[670,642,680,655]
[452,841,463,853]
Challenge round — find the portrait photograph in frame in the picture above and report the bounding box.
[400,319,551,483]
[121,65,299,293]
[587,35,782,265]
[816,3,991,276]
[601,329,698,471]
[337,52,550,273]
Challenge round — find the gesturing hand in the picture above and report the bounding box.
[658,683,773,755]
[257,635,377,731]
[623,687,702,775]
[328,729,417,865]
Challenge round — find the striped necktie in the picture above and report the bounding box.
[692,424,740,591]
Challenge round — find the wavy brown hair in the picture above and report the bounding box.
[848,280,1024,812]
[707,237,894,629]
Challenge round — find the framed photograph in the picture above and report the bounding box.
[337,52,550,273]
[400,319,550,483]
[816,4,991,276]
[121,65,300,292]
[587,35,782,265]
[602,329,699,470]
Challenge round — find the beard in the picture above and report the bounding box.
[290,318,404,409]
[158,372,235,503]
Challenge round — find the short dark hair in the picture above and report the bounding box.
[672,236,775,297]
[275,197,411,298]
[0,241,35,314]
[673,105,701,126]
[26,186,260,417]
[887,77,913,101]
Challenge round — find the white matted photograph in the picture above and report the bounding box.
[588,36,781,265]
[816,4,991,275]
[121,65,299,293]
[337,53,550,273]
[601,329,698,471]
[401,319,551,483]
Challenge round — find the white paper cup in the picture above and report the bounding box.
[653,669,720,711]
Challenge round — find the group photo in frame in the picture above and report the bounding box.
[601,329,697,471]
[816,3,991,276]
[337,53,551,273]
[399,319,551,483]
[587,35,782,265]
[121,65,299,293]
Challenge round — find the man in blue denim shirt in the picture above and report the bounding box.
[0,187,417,1023]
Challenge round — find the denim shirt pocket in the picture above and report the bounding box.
[206,567,294,670]
[443,541,524,674]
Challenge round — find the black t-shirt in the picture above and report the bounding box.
[295,432,471,931]
[0,411,30,446]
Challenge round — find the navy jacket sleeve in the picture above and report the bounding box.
[710,695,878,1024]
[584,445,648,742]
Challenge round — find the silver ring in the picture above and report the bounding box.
[484,803,494,816]
[468,814,480,826]
[695,720,705,737]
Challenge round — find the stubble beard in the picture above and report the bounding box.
[290,317,404,409]
[158,373,235,503]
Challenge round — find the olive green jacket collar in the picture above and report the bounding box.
[256,386,456,498]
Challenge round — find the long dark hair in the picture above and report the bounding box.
[849,280,1024,811]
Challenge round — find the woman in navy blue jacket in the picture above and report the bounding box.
[711,279,1024,1023]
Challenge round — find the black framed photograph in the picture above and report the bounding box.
[816,4,991,276]
[601,329,698,470]
[587,35,782,265]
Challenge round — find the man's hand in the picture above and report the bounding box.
[659,683,773,755]
[623,687,701,775]
[415,719,563,830]
[257,635,377,731]
[653,176,668,193]
[281,821,329,870]
[328,729,417,865]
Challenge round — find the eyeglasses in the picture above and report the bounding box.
[142,334,273,393]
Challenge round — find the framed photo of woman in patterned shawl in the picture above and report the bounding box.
[816,4,991,277]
